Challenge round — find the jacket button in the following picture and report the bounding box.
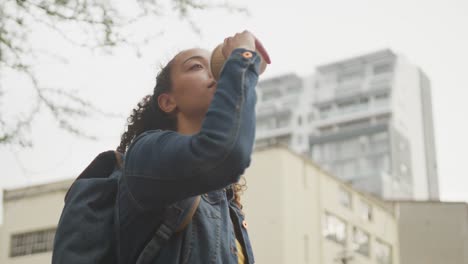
[242,51,253,59]
[242,220,248,229]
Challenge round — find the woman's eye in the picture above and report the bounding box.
[190,64,203,70]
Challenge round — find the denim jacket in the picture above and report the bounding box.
[117,48,260,264]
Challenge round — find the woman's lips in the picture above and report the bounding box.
[208,81,217,89]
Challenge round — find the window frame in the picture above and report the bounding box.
[375,238,392,264]
[352,226,371,257]
[323,212,348,245]
[10,228,56,258]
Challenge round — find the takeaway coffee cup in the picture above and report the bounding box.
[210,39,270,80]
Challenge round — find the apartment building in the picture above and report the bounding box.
[242,147,399,264]
[255,49,439,200]
[1,147,399,264]
[0,180,72,264]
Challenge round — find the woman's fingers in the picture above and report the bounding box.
[255,38,271,64]
[220,30,271,65]
[221,31,255,58]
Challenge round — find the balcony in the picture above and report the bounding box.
[256,126,293,140]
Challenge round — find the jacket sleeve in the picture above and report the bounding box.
[123,48,259,210]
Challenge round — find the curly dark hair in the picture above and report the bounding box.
[117,57,246,208]
[117,60,176,154]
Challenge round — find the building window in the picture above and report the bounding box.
[338,69,363,83]
[332,159,357,179]
[374,92,390,107]
[277,116,290,128]
[337,100,356,113]
[369,132,389,154]
[373,63,393,75]
[375,92,389,100]
[375,114,390,124]
[287,84,302,94]
[352,227,370,256]
[370,83,391,91]
[339,139,361,159]
[262,89,281,101]
[323,213,347,245]
[360,200,373,221]
[375,239,392,264]
[257,116,276,130]
[338,119,370,131]
[319,126,334,136]
[10,228,56,257]
[365,154,390,174]
[337,98,368,114]
[319,105,333,119]
[276,135,291,146]
[339,187,352,208]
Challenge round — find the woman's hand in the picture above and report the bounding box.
[222,30,271,64]
[222,30,255,58]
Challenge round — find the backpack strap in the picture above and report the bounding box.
[114,150,200,264]
[136,195,201,264]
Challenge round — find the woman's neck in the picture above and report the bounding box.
[177,114,203,135]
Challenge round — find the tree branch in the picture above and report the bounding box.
[0,0,248,147]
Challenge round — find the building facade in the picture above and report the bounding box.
[242,147,399,264]
[3,149,466,264]
[392,201,468,264]
[0,148,399,264]
[255,49,439,200]
[0,180,72,264]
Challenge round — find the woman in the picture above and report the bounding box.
[116,31,269,264]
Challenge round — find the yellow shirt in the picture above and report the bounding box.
[235,238,246,264]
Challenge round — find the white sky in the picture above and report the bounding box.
[1,0,467,203]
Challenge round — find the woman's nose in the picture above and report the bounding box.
[208,68,214,80]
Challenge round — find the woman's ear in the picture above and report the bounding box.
[157,93,177,113]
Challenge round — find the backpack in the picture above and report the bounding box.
[52,150,201,264]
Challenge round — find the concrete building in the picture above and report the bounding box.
[0,180,72,264]
[243,147,399,264]
[392,201,468,264]
[0,147,399,264]
[255,73,309,153]
[255,49,439,200]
